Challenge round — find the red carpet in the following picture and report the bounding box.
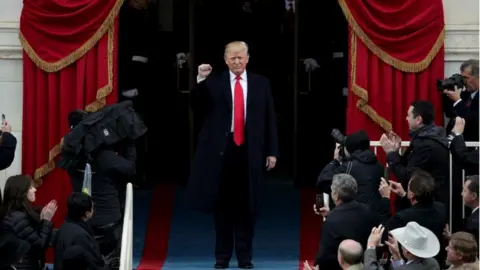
[298,189,323,270]
[136,185,176,270]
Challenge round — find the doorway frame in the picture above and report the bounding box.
[186,0,304,180]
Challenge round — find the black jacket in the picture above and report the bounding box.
[1,210,53,270]
[450,135,479,175]
[317,149,388,218]
[464,208,479,245]
[66,143,136,228]
[444,91,479,142]
[314,201,380,269]
[386,125,450,203]
[54,218,104,270]
[0,132,17,170]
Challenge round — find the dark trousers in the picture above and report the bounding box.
[214,136,254,263]
[93,221,122,269]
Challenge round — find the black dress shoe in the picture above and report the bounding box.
[238,262,254,269]
[214,261,229,269]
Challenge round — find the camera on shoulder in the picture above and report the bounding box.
[436,73,465,92]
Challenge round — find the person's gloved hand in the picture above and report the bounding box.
[175,52,189,68]
[303,58,320,72]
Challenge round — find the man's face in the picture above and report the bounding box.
[461,180,477,208]
[406,106,421,131]
[224,50,248,75]
[446,241,462,263]
[461,66,479,91]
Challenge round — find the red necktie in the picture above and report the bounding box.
[234,76,245,146]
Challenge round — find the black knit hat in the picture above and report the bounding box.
[68,110,87,130]
[344,130,370,153]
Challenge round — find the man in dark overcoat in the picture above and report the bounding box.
[185,41,279,269]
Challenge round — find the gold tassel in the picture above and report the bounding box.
[19,0,124,73]
[33,26,115,182]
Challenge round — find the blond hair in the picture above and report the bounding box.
[224,41,249,56]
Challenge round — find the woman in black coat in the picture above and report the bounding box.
[0,175,57,270]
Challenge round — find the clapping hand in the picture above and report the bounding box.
[452,117,465,135]
[379,132,400,153]
[40,200,58,221]
[367,224,385,247]
[385,233,401,260]
[378,178,391,198]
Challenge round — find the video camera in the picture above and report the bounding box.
[437,73,465,91]
[331,128,346,158]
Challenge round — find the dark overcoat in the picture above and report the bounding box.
[185,70,279,213]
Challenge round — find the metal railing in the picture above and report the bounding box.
[370,140,479,230]
[119,183,134,270]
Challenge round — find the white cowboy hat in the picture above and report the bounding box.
[390,221,440,258]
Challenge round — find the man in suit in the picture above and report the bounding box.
[382,169,447,268]
[444,59,479,142]
[461,175,479,244]
[380,100,449,205]
[313,174,380,270]
[186,41,279,269]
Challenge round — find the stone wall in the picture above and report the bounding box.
[0,0,478,190]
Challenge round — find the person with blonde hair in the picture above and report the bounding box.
[446,232,479,270]
[186,41,279,269]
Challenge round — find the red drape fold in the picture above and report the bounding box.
[21,0,122,231]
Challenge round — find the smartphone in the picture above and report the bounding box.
[315,194,324,211]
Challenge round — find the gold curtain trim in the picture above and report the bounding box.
[32,25,115,185]
[338,0,445,73]
[350,33,393,133]
[19,0,124,73]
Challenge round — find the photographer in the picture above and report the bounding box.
[443,59,479,142]
[317,130,387,216]
[62,110,137,269]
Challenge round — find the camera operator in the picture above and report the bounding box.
[443,59,479,142]
[317,130,388,217]
[450,117,479,175]
[63,110,137,269]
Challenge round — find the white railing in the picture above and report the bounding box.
[370,141,479,231]
[120,183,134,270]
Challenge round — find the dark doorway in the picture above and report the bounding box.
[118,0,349,187]
[295,0,349,186]
[191,0,349,185]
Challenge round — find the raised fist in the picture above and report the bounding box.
[198,64,212,79]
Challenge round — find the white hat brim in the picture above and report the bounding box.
[390,227,440,258]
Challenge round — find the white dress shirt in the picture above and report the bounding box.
[196,70,248,132]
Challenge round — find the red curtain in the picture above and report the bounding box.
[340,0,445,211]
[341,0,445,140]
[20,0,123,228]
